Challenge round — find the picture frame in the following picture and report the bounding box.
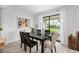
[18,18,29,28]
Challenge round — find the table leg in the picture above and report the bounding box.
[41,41,44,53]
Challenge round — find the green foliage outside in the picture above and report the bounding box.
[0,27,3,31]
[46,20,60,32]
[47,25,60,32]
[50,25,60,32]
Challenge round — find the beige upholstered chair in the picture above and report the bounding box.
[44,32,58,53]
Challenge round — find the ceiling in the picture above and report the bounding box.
[11,5,62,15]
[0,5,62,15]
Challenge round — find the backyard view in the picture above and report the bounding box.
[46,20,60,32]
[43,14,60,33]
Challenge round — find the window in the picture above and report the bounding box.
[43,14,60,33]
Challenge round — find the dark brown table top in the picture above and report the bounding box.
[30,32,49,41]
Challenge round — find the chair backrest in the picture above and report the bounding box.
[51,32,58,48]
[23,32,31,45]
[45,30,50,36]
[20,31,24,43]
[45,30,50,33]
[36,29,41,35]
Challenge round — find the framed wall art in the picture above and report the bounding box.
[18,17,29,28]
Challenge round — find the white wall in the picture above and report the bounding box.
[60,7,68,46]
[0,8,2,36]
[74,10,78,32]
[1,6,34,44]
[73,7,79,33]
[67,6,79,37]
[0,8,2,26]
[63,6,79,46]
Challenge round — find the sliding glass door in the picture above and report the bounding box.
[43,14,60,33]
[43,14,60,41]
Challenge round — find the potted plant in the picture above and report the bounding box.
[0,27,3,36]
[0,27,3,38]
[0,27,3,31]
[31,27,34,33]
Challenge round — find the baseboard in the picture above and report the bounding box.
[5,39,20,45]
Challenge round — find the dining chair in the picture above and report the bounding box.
[20,31,25,48]
[45,30,50,36]
[35,29,41,44]
[36,29,41,35]
[23,32,38,53]
[44,32,58,53]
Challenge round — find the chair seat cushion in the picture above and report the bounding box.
[44,40,52,49]
[27,40,38,47]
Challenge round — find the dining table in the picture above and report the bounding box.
[30,32,49,53]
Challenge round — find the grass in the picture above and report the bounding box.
[50,28,60,32]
